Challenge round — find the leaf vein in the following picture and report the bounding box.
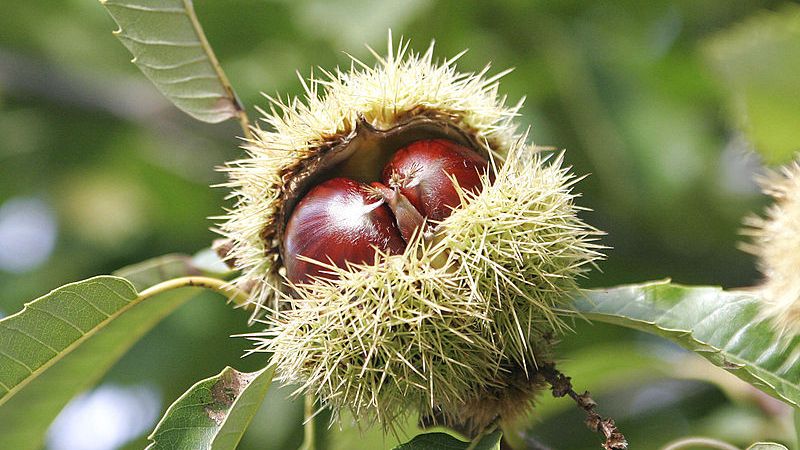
[134,55,208,70]
[0,350,34,373]
[26,305,86,334]
[158,74,221,85]
[103,2,187,14]
[0,324,59,354]
[119,34,202,48]
[170,93,227,100]
[62,290,114,318]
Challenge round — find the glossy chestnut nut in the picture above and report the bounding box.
[283,177,406,284]
[283,139,490,284]
[381,139,490,222]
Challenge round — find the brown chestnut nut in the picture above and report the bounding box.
[283,139,490,284]
[283,177,406,284]
[382,139,490,222]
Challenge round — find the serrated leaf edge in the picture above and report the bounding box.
[575,281,800,407]
[0,276,138,406]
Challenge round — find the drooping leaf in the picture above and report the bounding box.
[0,254,211,450]
[704,5,800,164]
[114,249,234,290]
[573,281,800,407]
[114,253,201,290]
[146,365,275,450]
[393,430,502,450]
[99,0,243,123]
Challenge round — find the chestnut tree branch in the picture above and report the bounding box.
[539,363,628,450]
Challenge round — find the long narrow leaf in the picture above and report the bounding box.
[573,281,800,407]
[99,0,243,124]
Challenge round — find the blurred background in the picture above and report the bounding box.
[1,0,799,449]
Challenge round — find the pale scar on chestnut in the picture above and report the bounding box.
[281,136,492,285]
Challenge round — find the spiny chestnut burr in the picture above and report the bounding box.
[743,157,800,334]
[282,177,405,285]
[223,40,605,432]
[382,139,490,222]
[282,139,489,285]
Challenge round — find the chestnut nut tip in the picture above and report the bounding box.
[382,139,490,222]
[282,138,489,284]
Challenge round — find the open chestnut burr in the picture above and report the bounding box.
[220,41,603,435]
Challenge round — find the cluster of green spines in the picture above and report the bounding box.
[743,157,800,334]
[435,149,604,367]
[256,139,603,426]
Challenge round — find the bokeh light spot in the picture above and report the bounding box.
[46,383,161,450]
[0,197,57,273]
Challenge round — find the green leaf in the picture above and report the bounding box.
[0,255,207,450]
[393,431,502,450]
[114,249,234,290]
[99,0,243,123]
[114,253,201,290]
[573,281,800,407]
[704,5,800,164]
[146,365,275,450]
[747,444,788,450]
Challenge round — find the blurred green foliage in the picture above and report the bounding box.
[705,5,800,165]
[1,1,798,449]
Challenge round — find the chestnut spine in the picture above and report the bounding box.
[742,157,800,334]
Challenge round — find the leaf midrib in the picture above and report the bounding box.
[579,290,800,406]
[0,277,191,407]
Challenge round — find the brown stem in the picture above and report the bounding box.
[539,363,627,450]
[370,182,428,244]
